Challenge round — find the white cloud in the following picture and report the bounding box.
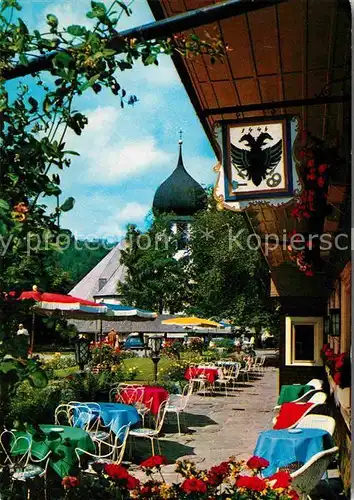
[116,202,150,222]
[60,192,149,240]
[64,105,172,185]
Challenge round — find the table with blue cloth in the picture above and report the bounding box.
[85,402,140,438]
[277,384,314,404]
[254,428,333,476]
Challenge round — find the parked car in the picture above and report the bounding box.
[123,335,144,350]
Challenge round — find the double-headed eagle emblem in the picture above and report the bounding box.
[230,131,283,187]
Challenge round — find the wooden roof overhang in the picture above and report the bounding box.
[148,0,351,274]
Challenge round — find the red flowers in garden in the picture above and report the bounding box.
[104,463,140,490]
[269,471,292,489]
[237,475,267,491]
[247,455,270,470]
[207,461,230,486]
[181,477,208,494]
[140,455,168,469]
[61,476,79,489]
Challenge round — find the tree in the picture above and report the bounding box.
[187,198,276,331]
[118,217,191,314]
[0,0,226,424]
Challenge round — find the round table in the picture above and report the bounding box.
[254,428,333,477]
[274,402,314,429]
[12,424,94,478]
[86,402,140,437]
[119,386,169,415]
[277,384,314,404]
[185,367,219,383]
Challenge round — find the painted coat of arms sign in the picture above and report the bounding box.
[214,116,301,211]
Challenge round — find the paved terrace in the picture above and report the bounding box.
[129,368,343,499]
[130,368,277,479]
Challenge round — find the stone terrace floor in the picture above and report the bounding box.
[129,367,344,498]
[130,368,277,480]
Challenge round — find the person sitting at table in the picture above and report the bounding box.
[231,343,246,362]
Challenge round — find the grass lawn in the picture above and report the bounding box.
[54,356,176,382]
[121,357,173,383]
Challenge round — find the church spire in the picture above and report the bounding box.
[177,129,185,170]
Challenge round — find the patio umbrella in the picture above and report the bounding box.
[102,303,157,321]
[94,303,157,343]
[18,288,108,350]
[161,316,222,328]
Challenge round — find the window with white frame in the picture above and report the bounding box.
[285,317,323,366]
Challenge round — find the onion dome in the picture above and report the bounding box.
[153,137,207,216]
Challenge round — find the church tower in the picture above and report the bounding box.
[152,133,207,246]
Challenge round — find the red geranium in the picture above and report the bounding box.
[307,159,315,168]
[207,461,229,486]
[289,489,300,499]
[140,455,168,469]
[269,471,292,489]
[317,176,325,188]
[61,476,79,489]
[181,477,207,494]
[318,163,328,174]
[333,372,341,385]
[247,456,270,470]
[237,475,267,491]
[105,463,129,480]
[126,475,140,490]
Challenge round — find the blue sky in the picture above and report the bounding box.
[14,0,217,241]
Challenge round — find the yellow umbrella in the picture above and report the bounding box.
[161,316,222,328]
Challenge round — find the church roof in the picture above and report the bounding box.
[153,141,207,216]
[69,240,127,301]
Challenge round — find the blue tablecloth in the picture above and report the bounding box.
[254,428,333,476]
[86,402,140,438]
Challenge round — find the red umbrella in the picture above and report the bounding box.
[18,285,42,301]
[18,287,108,352]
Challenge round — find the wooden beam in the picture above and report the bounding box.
[2,0,286,81]
[202,94,350,116]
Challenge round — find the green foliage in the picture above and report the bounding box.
[57,238,114,285]
[41,353,77,378]
[157,359,190,384]
[187,197,277,330]
[118,219,191,314]
[162,339,184,359]
[89,341,122,369]
[7,380,61,426]
[213,338,235,353]
[60,367,139,402]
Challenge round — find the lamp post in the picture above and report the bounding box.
[148,335,163,383]
[74,336,91,371]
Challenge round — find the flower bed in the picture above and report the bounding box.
[62,455,300,499]
[320,345,350,388]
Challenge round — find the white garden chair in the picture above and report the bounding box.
[129,399,168,456]
[83,402,113,447]
[239,359,252,384]
[295,414,336,435]
[166,383,192,435]
[68,403,93,430]
[0,430,51,483]
[273,401,329,429]
[306,379,324,390]
[189,369,210,396]
[274,388,320,410]
[75,423,130,473]
[307,392,327,404]
[290,446,338,500]
[54,404,71,425]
